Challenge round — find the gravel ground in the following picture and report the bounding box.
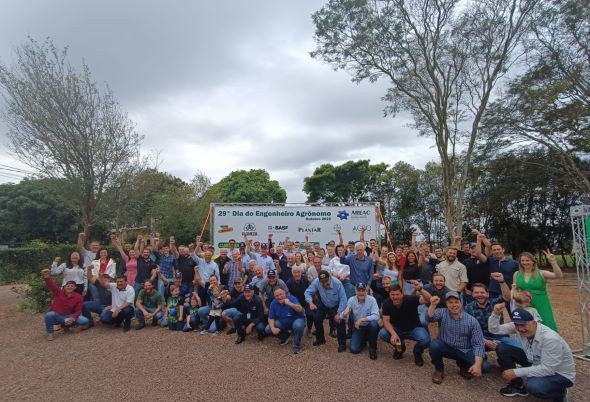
[0,274,588,402]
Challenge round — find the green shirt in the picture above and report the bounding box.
[137,289,163,309]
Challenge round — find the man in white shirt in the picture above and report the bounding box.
[99,274,135,332]
[489,305,575,401]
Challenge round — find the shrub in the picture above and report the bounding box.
[16,273,55,312]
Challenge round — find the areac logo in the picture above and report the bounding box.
[243,223,256,232]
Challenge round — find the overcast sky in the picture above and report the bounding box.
[0,0,439,202]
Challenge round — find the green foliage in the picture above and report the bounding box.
[0,178,79,245]
[17,274,53,312]
[303,160,388,204]
[215,169,287,203]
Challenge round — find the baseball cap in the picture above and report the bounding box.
[356,282,367,290]
[234,277,243,284]
[347,241,355,245]
[244,284,254,292]
[267,269,277,277]
[173,271,182,279]
[318,270,330,281]
[239,242,246,248]
[261,243,268,249]
[511,308,534,324]
[445,290,461,300]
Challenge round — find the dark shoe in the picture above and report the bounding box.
[459,367,473,380]
[313,339,326,347]
[414,352,424,367]
[330,328,337,338]
[392,343,406,360]
[499,384,528,397]
[257,331,264,341]
[432,370,444,384]
[235,335,245,344]
[226,327,236,335]
[279,337,290,346]
[293,348,301,354]
[135,322,145,331]
[369,349,377,360]
[123,323,131,332]
[338,344,346,353]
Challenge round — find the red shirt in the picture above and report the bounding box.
[45,277,83,319]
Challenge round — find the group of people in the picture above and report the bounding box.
[41,228,576,401]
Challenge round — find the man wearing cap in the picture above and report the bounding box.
[427,290,486,384]
[220,277,246,334]
[380,283,431,366]
[256,269,288,310]
[342,282,380,359]
[266,288,306,353]
[489,305,575,400]
[229,284,266,343]
[305,270,348,352]
[223,250,246,291]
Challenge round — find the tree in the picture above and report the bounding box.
[0,38,143,233]
[0,178,79,244]
[311,0,539,241]
[190,170,212,200]
[481,0,590,197]
[215,169,287,203]
[303,160,388,204]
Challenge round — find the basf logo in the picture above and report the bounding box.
[267,225,289,232]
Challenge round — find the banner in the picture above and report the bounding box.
[211,204,380,249]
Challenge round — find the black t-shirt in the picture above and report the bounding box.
[420,257,438,283]
[177,256,198,283]
[403,263,420,280]
[215,256,232,286]
[423,284,451,308]
[136,258,157,284]
[286,277,309,307]
[381,295,421,332]
[463,257,490,289]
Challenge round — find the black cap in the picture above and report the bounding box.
[239,242,246,248]
[511,308,534,324]
[267,269,277,277]
[244,284,254,292]
[318,270,330,281]
[261,243,268,249]
[356,282,367,290]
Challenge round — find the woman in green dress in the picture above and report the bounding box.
[513,250,563,331]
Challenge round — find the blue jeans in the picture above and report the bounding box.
[198,306,216,331]
[379,326,430,354]
[83,300,106,321]
[221,307,239,324]
[133,283,144,300]
[342,279,354,299]
[350,320,379,353]
[88,283,100,302]
[44,311,89,334]
[265,318,305,351]
[233,312,266,337]
[418,305,430,329]
[100,307,134,326]
[157,277,170,299]
[135,306,164,325]
[495,343,573,398]
[429,339,490,373]
[183,314,200,331]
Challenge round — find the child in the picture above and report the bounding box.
[511,287,542,323]
[183,295,201,332]
[200,286,224,335]
[164,284,184,331]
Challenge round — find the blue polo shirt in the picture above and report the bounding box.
[268,294,304,326]
[487,256,519,295]
[342,254,374,286]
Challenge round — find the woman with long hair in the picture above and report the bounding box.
[403,251,421,294]
[513,250,563,331]
[381,251,404,289]
[86,248,116,301]
[50,251,86,295]
[293,251,307,272]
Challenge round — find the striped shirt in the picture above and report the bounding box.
[429,308,485,357]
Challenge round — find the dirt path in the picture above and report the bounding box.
[0,276,587,402]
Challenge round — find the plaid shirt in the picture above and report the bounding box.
[157,252,176,279]
[430,308,485,358]
[464,296,504,337]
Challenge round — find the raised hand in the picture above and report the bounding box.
[543,249,557,264]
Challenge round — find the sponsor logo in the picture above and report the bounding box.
[267,225,289,231]
[333,224,342,231]
[351,210,371,216]
[298,227,321,233]
[243,223,256,232]
[352,225,372,232]
[217,225,234,233]
[337,210,349,220]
